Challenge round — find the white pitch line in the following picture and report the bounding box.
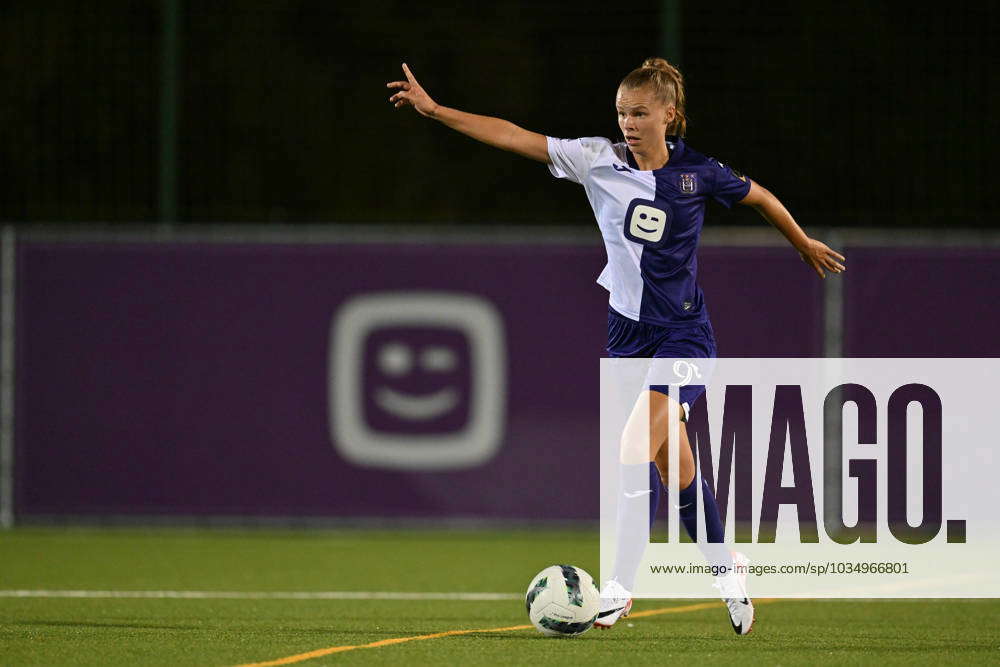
[0,590,521,601]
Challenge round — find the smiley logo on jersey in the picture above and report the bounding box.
[630,205,667,241]
[623,198,672,248]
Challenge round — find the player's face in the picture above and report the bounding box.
[616,86,675,150]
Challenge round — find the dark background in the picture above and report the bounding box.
[1,1,994,227]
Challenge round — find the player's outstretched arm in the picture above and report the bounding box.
[387,63,550,164]
[740,180,846,279]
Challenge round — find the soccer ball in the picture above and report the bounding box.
[524,565,600,637]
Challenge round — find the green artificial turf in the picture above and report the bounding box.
[1,528,998,665]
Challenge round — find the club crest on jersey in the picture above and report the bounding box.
[679,173,697,194]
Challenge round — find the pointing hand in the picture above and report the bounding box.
[387,63,439,118]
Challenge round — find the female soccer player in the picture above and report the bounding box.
[387,58,845,636]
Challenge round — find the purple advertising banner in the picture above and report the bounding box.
[700,247,823,357]
[843,247,1000,357]
[15,241,821,520]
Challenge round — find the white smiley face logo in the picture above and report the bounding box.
[629,204,668,242]
[329,292,507,471]
[374,342,460,421]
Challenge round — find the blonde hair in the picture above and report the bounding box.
[619,57,687,137]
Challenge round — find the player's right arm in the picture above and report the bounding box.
[387,63,550,164]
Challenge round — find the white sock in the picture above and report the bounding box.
[610,462,650,591]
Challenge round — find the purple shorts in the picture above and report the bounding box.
[606,307,717,418]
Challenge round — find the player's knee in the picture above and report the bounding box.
[679,465,695,489]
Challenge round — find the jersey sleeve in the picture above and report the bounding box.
[546,136,611,184]
[707,157,752,208]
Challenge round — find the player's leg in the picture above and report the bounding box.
[647,331,725,553]
[648,326,755,635]
[650,391,724,547]
[599,389,721,629]
[649,389,729,567]
[648,389,754,634]
[599,310,662,628]
[649,389,695,489]
[596,389,660,628]
[605,306,664,533]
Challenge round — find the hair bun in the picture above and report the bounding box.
[641,57,673,72]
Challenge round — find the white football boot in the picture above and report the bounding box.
[714,551,755,635]
[594,579,633,629]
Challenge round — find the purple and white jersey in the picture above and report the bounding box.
[546,135,750,327]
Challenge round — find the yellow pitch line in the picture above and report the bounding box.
[629,596,779,619]
[629,600,729,618]
[233,624,532,667]
[235,599,778,666]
